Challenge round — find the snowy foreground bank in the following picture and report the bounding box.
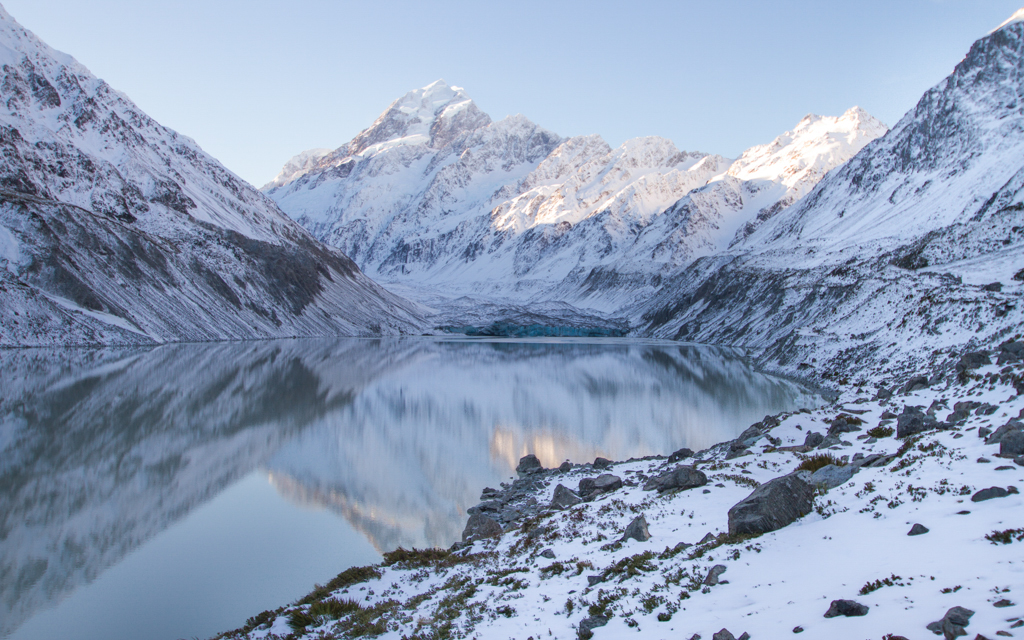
[216,341,1024,640]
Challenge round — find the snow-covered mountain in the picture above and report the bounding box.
[0,5,423,346]
[266,83,885,310]
[636,14,1024,380]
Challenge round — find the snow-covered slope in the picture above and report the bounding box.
[0,5,423,346]
[267,84,884,311]
[636,16,1024,380]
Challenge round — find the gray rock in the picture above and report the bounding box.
[824,599,869,617]
[712,630,736,640]
[467,500,502,516]
[1015,455,1024,467]
[898,406,938,438]
[728,472,815,536]
[986,421,1023,446]
[462,513,503,543]
[579,474,623,500]
[551,484,583,510]
[927,605,974,639]
[737,634,750,640]
[948,400,982,423]
[971,486,1018,502]
[976,403,999,416]
[668,447,695,463]
[809,464,855,489]
[559,461,573,473]
[704,564,727,585]
[956,351,991,372]
[578,615,608,639]
[643,465,708,492]
[725,447,752,460]
[793,626,804,633]
[828,416,863,436]
[540,548,555,559]
[587,574,603,586]
[620,514,651,542]
[803,431,824,448]
[983,281,1003,292]
[994,598,1014,607]
[998,340,1024,365]
[1000,428,1024,457]
[902,375,930,394]
[516,454,543,476]
[593,457,612,469]
[908,523,930,536]
[698,532,716,545]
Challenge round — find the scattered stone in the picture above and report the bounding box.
[715,483,726,488]
[1001,429,1024,457]
[728,472,815,536]
[462,513,503,543]
[703,489,711,494]
[903,375,931,394]
[980,427,993,438]
[516,454,543,476]
[711,630,736,640]
[803,431,825,448]
[984,282,1003,292]
[809,464,856,489]
[540,548,556,559]
[909,523,930,536]
[559,461,573,473]
[725,447,752,460]
[958,510,971,515]
[586,575,603,587]
[704,564,727,585]
[1012,620,1024,628]
[467,500,502,516]
[828,416,863,436]
[593,457,612,469]
[643,465,709,493]
[1015,456,1024,467]
[996,465,1015,471]
[818,434,844,449]
[480,486,498,498]
[669,541,692,554]
[793,626,804,633]
[881,410,898,420]
[898,406,939,438]
[987,422,1024,446]
[668,447,695,463]
[737,634,750,640]
[824,599,869,617]
[979,457,992,463]
[620,514,651,542]
[958,351,992,372]
[998,341,1024,365]
[578,614,608,639]
[551,484,583,510]
[972,486,1018,502]
[977,403,999,416]
[698,532,716,545]
[927,605,974,639]
[994,599,1015,608]
[578,474,623,500]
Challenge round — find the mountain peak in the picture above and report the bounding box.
[992,7,1024,33]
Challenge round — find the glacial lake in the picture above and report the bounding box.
[0,337,824,640]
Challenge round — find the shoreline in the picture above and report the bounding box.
[215,338,1024,640]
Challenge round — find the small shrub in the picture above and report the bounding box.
[495,605,516,618]
[796,453,845,472]
[309,597,362,619]
[986,528,1024,544]
[941,585,962,594]
[382,547,450,568]
[288,609,316,632]
[859,574,903,595]
[866,426,894,438]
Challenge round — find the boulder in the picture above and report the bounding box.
[998,340,1024,365]
[559,461,573,473]
[712,630,736,640]
[728,472,815,536]
[578,615,608,639]
[620,514,651,542]
[902,375,930,394]
[926,605,974,639]
[908,523,930,536]
[579,474,622,500]
[467,500,502,516]
[971,486,1018,502]
[985,421,1023,446]
[897,406,938,438]
[550,484,582,510]
[956,351,991,372]
[946,400,981,423]
[1000,428,1024,457]
[704,564,727,585]
[516,454,543,476]
[803,431,825,448]
[668,447,694,463]
[593,457,612,469]
[643,465,708,492]
[809,464,855,489]
[983,281,1003,292]
[824,599,869,617]
[828,416,863,436]
[462,513,502,543]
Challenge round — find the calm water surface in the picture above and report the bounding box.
[0,337,823,640]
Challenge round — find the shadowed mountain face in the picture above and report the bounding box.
[0,338,820,639]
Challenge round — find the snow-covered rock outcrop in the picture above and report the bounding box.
[0,5,423,346]
[266,83,884,309]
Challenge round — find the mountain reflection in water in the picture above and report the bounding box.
[0,338,822,640]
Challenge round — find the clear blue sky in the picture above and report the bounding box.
[5,0,1021,188]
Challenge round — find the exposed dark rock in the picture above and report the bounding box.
[1000,428,1024,457]
[587,575,603,587]
[728,472,815,536]
[462,513,502,543]
[902,375,930,393]
[578,474,622,500]
[998,341,1023,365]
[712,630,736,640]
[803,431,825,448]
[643,465,708,493]
[559,461,573,473]
[971,486,1018,502]
[983,282,1003,292]
[809,464,855,489]
[578,615,608,639]
[704,564,727,585]
[908,523,930,536]
[467,500,501,516]
[993,599,1014,608]
[550,484,582,510]
[516,453,543,476]
[793,626,804,633]
[948,400,982,423]
[828,416,863,436]
[986,422,1023,446]
[593,457,612,469]
[668,447,694,463]
[927,605,974,639]
[898,406,939,438]
[540,548,556,559]
[824,599,869,617]
[957,351,992,372]
[620,514,651,542]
